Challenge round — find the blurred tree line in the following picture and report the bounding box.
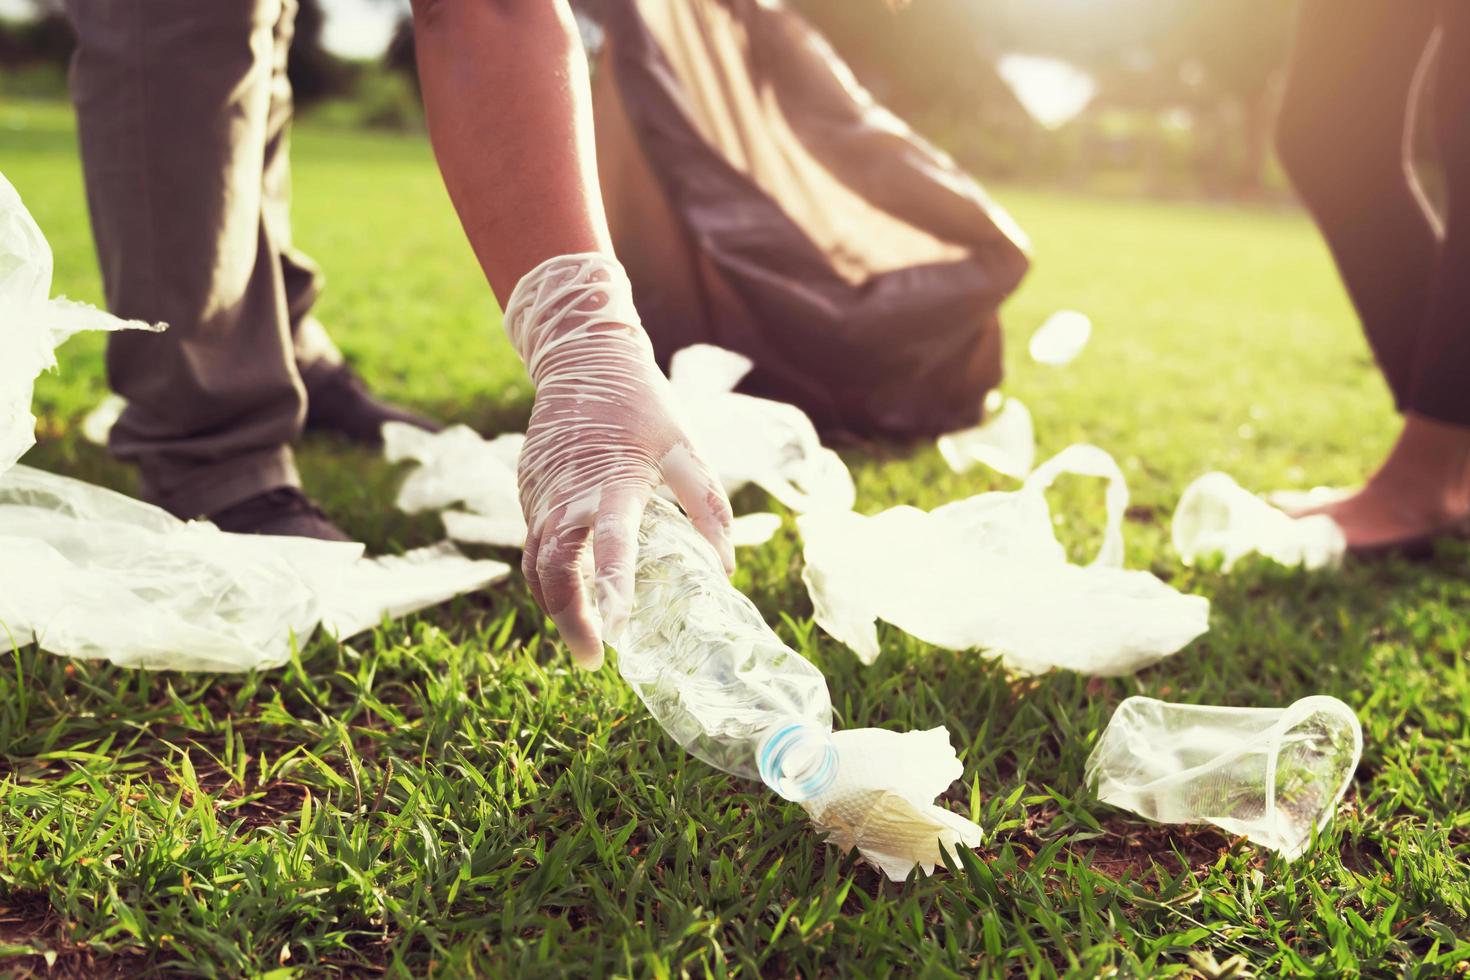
[0,0,360,106]
[793,0,1296,197]
[2,0,1302,199]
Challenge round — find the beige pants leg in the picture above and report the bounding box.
[67,0,335,518]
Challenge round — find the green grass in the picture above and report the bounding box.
[3,98,1469,978]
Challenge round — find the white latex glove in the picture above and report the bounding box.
[504,253,735,668]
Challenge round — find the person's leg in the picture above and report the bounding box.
[68,0,308,519]
[1309,1,1470,551]
[1408,2,1470,426]
[259,0,343,375]
[257,0,441,445]
[1274,1,1470,552]
[1275,0,1440,405]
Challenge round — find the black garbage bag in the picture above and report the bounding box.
[591,0,1030,439]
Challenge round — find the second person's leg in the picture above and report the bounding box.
[1275,0,1440,404]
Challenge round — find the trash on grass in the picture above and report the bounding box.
[936,393,1035,479]
[668,344,855,513]
[1173,472,1346,571]
[80,393,127,446]
[386,345,850,549]
[1,171,161,473]
[801,726,985,880]
[384,421,528,548]
[800,444,1210,673]
[1028,310,1092,367]
[1085,695,1362,860]
[614,495,980,880]
[1265,485,1354,512]
[0,465,510,670]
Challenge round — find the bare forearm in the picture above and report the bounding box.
[411,0,612,301]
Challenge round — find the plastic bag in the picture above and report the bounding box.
[1266,485,1353,512]
[0,465,509,670]
[385,345,852,548]
[1028,310,1092,367]
[1174,472,1346,571]
[595,0,1028,438]
[1,171,161,473]
[669,345,855,513]
[800,445,1210,672]
[80,393,127,446]
[384,421,528,548]
[1086,695,1362,859]
[936,393,1035,479]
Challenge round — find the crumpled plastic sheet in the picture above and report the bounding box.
[668,344,855,513]
[1174,472,1346,572]
[80,393,127,446]
[800,444,1210,673]
[0,465,510,671]
[1029,310,1092,367]
[384,421,529,548]
[385,344,851,549]
[1086,695,1363,860]
[1,171,162,472]
[936,393,1035,479]
[1266,485,1353,512]
[801,727,983,880]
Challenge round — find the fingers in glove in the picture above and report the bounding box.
[592,490,649,646]
[662,443,736,574]
[521,529,545,612]
[534,523,605,670]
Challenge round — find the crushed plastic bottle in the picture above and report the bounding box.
[1086,695,1362,860]
[614,496,982,879]
[616,495,838,796]
[1173,472,1346,572]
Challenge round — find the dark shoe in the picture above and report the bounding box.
[303,364,441,446]
[210,487,352,541]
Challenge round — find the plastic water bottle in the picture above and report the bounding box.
[613,496,838,801]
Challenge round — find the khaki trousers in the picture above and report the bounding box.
[66,0,341,518]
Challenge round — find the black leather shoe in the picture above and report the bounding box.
[303,364,441,446]
[210,487,352,541]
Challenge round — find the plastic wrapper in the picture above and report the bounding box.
[80,393,127,446]
[936,394,1035,479]
[384,421,528,548]
[1174,472,1346,571]
[669,345,855,513]
[0,465,509,670]
[615,496,981,880]
[1,171,161,473]
[1086,695,1363,859]
[1266,486,1353,512]
[800,444,1210,673]
[1028,310,1092,367]
[801,727,984,880]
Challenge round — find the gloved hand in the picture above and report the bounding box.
[505,253,735,668]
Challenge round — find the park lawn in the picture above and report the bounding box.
[2,99,1469,978]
